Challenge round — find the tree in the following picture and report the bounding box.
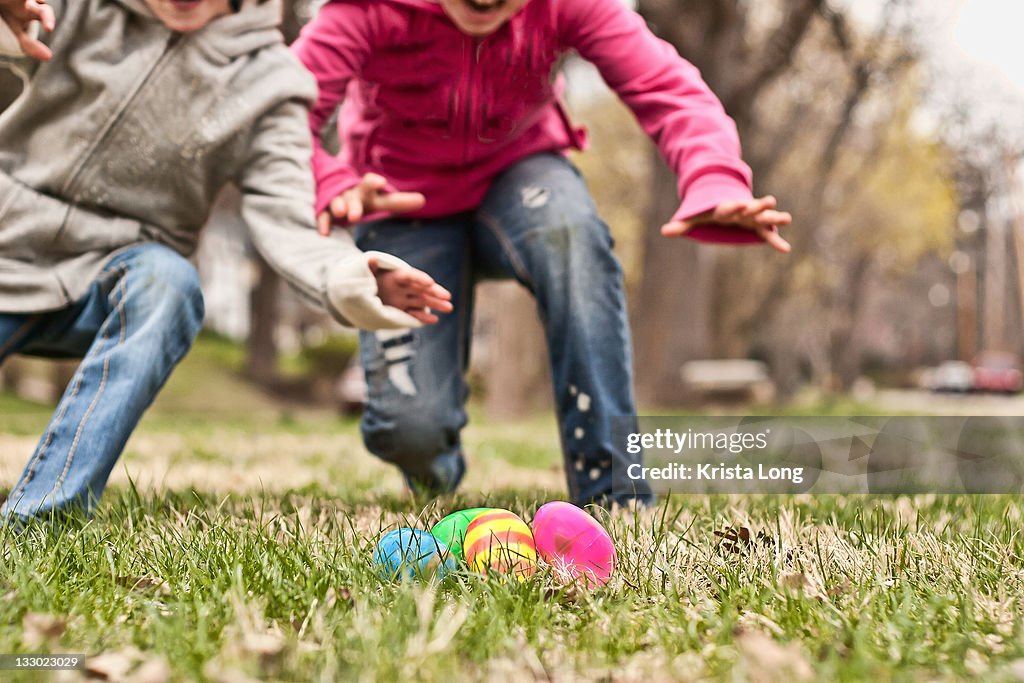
[631,0,826,404]
[244,0,307,385]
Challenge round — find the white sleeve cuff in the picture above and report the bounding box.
[0,20,35,57]
[324,252,424,330]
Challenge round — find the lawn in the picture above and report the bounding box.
[2,490,1023,682]
[1,341,1023,681]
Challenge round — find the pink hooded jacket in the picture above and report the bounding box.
[292,0,763,244]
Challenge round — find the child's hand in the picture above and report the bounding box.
[0,0,55,61]
[370,256,453,325]
[661,195,793,253]
[317,173,426,235]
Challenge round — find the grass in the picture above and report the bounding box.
[2,492,1024,682]
[3,339,1024,680]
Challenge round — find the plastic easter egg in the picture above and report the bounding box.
[373,528,455,581]
[463,509,537,579]
[531,501,616,588]
[431,508,491,561]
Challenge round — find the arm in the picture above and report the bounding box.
[236,99,445,329]
[290,2,424,231]
[290,1,372,218]
[560,0,785,246]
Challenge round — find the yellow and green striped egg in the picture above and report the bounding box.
[463,509,537,580]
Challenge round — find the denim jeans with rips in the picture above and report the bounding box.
[354,153,654,507]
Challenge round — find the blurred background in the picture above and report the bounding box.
[2,0,1023,419]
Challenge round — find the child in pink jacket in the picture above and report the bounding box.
[292,0,791,506]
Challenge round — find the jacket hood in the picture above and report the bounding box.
[112,0,285,59]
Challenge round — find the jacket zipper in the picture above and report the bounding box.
[62,32,183,198]
[460,37,483,166]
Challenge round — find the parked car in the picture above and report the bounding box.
[972,351,1023,394]
[926,361,974,393]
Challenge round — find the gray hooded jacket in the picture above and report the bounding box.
[0,0,420,328]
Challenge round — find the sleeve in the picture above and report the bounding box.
[289,1,374,217]
[235,99,422,330]
[560,0,766,245]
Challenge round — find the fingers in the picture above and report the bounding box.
[370,191,426,215]
[739,195,776,218]
[391,273,454,312]
[4,1,54,61]
[753,210,792,226]
[359,173,387,191]
[316,211,333,236]
[713,201,745,221]
[418,289,453,313]
[397,278,455,325]
[660,220,691,237]
[757,225,791,253]
[425,282,452,304]
[401,294,453,315]
[404,308,440,325]
[27,0,54,30]
[337,190,364,224]
[14,25,52,62]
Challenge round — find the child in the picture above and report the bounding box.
[292,0,792,507]
[0,0,452,524]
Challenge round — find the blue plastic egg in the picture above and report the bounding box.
[373,528,455,581]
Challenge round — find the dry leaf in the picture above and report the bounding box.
[84,651,138,681]
[22,612,66,649]
[203,662,263,683]
[242,632,285,657]
[132,657,171,683]
[324,586,353,609]
[715,526,777,554]
[826,577,852,599]
[779,572,809,590]
[542,585,580,604]
[115,576,171,596]
[737,632,814,682]
[715,526,752,552]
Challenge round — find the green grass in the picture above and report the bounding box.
[3,338,1023,680]
[2,490,1024,681]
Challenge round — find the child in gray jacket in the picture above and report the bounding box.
[0,0,451,524]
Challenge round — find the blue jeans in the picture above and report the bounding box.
[356,153,653,506]
[0,244,204,523]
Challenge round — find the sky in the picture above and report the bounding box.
[844,0,1024,174]
[847,0,1021,86]
[946,0,1024,96]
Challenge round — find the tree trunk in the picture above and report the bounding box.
[480,282,551,419]
[246,256,279,385]
[631,0,827,405]
[242,0,304,387]
[631,150,711,405]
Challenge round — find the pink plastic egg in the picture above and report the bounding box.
[531,501,616,588]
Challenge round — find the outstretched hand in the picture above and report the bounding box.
[317,173,426,235]
[370,256,453,325]
[661,195,793,253]
[0,0,55,61]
